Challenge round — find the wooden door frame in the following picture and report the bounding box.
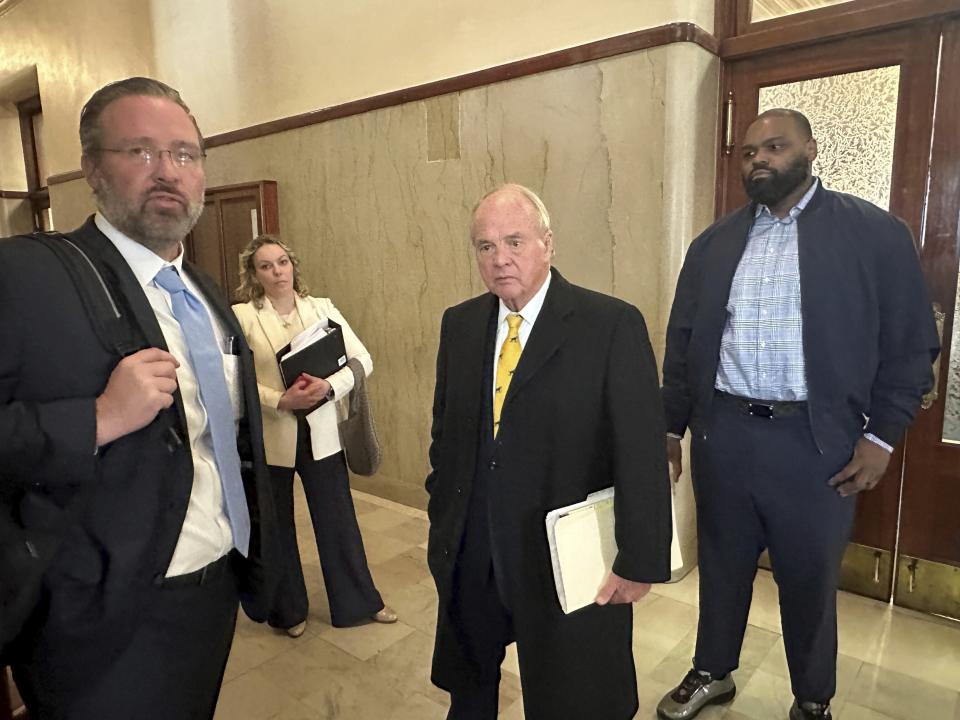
[715,0,960,57]
[716,22,939,230]
[893,17,960,618]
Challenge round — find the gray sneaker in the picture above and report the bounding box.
[789,700,832,719]
[656,668,736,720]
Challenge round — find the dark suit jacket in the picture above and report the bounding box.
[662,184,939,453]
[0,217,276,692]
[426,269,671,708]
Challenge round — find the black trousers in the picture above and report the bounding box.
[690,396,856,704]
[268,420,382,629]
[14,554,239,720]
[441,498,514,720]
[440,473,637,720]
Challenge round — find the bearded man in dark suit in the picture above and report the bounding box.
[0,77,276,719]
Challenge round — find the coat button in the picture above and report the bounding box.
[153,573,165,587]
[488,460,498,470]
[456,487,462,494]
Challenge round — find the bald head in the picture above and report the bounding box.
[471,184,551,237]
[750,108,813,141]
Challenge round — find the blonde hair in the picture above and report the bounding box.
[236,234,309,307]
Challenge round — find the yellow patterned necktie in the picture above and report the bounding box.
[493,313,523,437]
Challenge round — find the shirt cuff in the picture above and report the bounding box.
[666,432,683,440]
[863,433,893,453]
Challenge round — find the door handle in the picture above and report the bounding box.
[920,302,945,410]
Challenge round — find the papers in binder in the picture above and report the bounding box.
[275,319,347,389]
[545,487,684,614]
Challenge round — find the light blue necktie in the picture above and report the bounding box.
[154,265,250,556]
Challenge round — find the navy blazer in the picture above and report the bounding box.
[662,183,940,454]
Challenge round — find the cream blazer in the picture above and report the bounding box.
[233,295,373,468]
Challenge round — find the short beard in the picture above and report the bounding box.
[95,183,204,258]
[742,154,810,207]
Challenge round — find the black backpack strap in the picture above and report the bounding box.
[29,232,139,358]
[2,231,144,661]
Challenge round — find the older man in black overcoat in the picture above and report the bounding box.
[426,183,673,720]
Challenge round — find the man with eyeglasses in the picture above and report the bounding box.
[0,77,277,719]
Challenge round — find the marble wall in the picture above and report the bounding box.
[0,197,31,236]
[191,41,719,565]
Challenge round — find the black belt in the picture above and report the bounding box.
[161,553,232,588]
[714,390,807,419]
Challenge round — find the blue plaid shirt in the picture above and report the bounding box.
[715,179,819,401]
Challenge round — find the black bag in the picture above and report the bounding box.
[0,232,138,663]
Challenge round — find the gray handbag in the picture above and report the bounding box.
[339,358,382,476]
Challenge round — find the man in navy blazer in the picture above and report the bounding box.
[656,110,939,720]
[0,77,276,719]
[426,184,672,719]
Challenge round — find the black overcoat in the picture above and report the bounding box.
[426,269,672,717]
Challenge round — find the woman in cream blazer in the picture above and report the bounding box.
[233,235,394,637]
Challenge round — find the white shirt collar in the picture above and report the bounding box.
[95,212,186,289]
[497,269,552,329]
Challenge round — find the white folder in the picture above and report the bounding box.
[545,487,683,614]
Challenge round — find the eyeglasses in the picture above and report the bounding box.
[96,146,206,168]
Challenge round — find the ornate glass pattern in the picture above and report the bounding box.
[944,282,960,443]
[752,0,854,22]
[758,65,900,211]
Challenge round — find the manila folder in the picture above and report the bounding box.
[545,488,616,615]
[546,487,685,614]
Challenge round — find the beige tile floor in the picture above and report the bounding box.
[216,487,960,720]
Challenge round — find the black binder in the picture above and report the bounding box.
[275,319,348,389]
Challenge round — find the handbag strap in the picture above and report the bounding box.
[345,358,366,414]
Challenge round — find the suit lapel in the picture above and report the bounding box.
[255,297,297,355]
[503,268,572,408]
[454,295,498,454]
[71,217,190,436]
[73,218,170,352]
[460,295,498,396]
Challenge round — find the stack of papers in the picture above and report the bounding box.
[545,487,683,614]
[284,321,334,358]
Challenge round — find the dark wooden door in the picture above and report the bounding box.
[892,18,960,618]
[718,22,959,615]
[184,180,280,302]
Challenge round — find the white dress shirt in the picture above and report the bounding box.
[491,271,552,404]
[95,213,236,576]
